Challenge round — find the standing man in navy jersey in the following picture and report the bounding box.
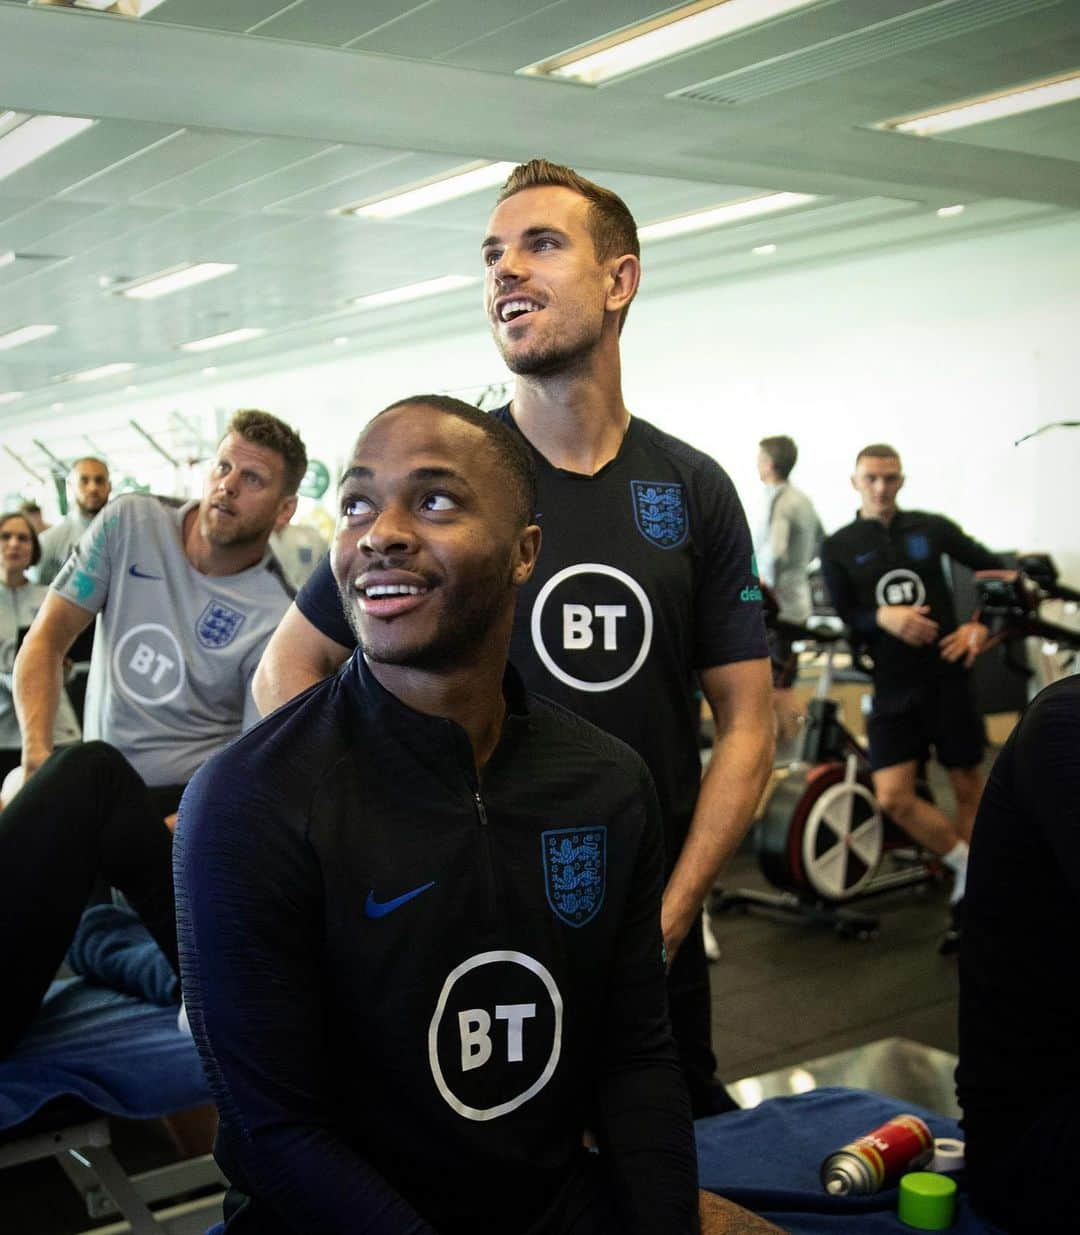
[253,160,774,1116]
[821,444,1001,951]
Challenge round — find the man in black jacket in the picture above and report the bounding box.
[821,444,1001,949]
[175,396,781,1235]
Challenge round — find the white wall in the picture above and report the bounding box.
[9,214,1080,579]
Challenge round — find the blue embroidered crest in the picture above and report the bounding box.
[196,600,247,649]
[631,481,688,549]
[541,827,607,928]
[905,533,931,562]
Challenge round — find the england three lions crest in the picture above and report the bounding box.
[196,600,247,649]
[541,827,606,928]
[631,481,688,549]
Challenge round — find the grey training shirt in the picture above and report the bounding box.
[52,495,293,786]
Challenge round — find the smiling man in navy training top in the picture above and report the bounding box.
[175,396,785,1235]
[252,160,774,1118]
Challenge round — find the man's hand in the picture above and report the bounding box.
[938,620,989,668]
[699,1190,788,1233]
[661,899,694,971]
[876,604,939,646]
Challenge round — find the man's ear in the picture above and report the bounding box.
[606,253,640,317]
[273,494,299,534]
[512,524,542,586]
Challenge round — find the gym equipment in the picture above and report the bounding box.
[720,622,938,939]
[719,561,1080,938]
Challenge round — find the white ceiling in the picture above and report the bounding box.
[0,0,1078,461]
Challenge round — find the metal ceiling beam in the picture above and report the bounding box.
[2,4,1080,206]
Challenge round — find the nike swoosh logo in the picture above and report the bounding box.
[364,880,436,919]
[128,564,163,580]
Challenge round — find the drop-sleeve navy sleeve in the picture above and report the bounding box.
[295,553,355,649]
[173,763,435,1235]
[595,766,700,1234]
[935,516,1002,574]
[820,547,877,640]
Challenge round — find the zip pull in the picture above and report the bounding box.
[474,791,488,826]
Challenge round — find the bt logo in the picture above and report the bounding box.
[429,951,562,1121]
[875,569,927,609]
[112,624,186,705]
[530,564,653,693]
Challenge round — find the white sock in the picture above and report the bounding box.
[941,841,969,904]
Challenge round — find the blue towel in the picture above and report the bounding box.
[66,903,178,1006]
[696,1087,1006,1234]
[0,978,208,1131]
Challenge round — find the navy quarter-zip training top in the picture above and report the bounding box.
[174,653,698,1235]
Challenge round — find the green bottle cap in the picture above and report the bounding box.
[898,1171,957,1230]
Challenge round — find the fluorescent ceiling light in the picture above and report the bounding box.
[202,367,218,376]
[521,0,822,85]
[344,161,517,220]
[936,204,965,218]
[639,192,818,241]
[0,392,23,405]
[0,114,95,182]
[0,323,58,351]
[179,327,266,353]
[752,243,777,255]
[351,275,478,310]
[0,251,14,268]
[69,362,137,383]
[884,70,1080,136]
[116,262,238,300]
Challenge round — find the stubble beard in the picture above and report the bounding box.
[495,315,601,379]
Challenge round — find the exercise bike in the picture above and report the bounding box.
[718,621,938,939]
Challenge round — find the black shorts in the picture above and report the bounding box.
[867,674,985,772]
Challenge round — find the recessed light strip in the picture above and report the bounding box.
[0,324,58,351]
[179,327,266,353]
[344,162,517,220]
[69,362,137,383]
[0,114,95,182]
[0,392,23,406]
[638,192,818,242]
[117,262,238,300]
[522,0,822,85]
[351,275,478,310]
[885,70,1080,136]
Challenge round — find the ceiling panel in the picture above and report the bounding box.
[0,118,182,198]
[59,128,251,205]
[254,0,420,48]
[131,135,333,208]
[0,0,1076,424]
[142,0,296,34]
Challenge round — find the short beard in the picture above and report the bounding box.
[494,319,601,379]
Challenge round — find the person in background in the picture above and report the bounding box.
[0,411,305,1057]
[754,435,823,745]
[820,443,1001,953]
[0,510,80,780]
[251,159,775,1118]
[32,456,112,585]
[29,456,113,724]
